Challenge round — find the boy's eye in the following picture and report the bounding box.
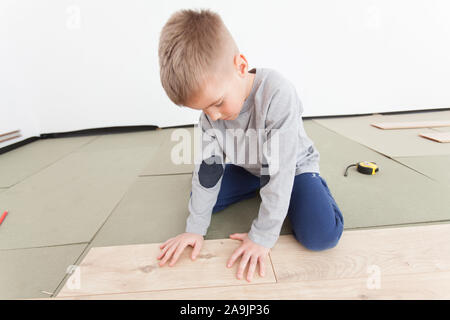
[216,100,223,107]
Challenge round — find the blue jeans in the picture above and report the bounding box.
[206,164,344,251]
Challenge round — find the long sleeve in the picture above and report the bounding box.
[185,113,225,235]
[247,84,302,248]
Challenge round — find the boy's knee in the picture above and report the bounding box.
[295,226,343,252]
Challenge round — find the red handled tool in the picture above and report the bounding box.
[0,210,8,226]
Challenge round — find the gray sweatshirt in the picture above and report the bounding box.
[186,67,320,248]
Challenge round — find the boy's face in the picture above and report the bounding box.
[185,54,254,121]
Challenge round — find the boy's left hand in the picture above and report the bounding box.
[227,233,270,282]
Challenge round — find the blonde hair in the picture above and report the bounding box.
[158,8,239,106]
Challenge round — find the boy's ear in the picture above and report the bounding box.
[233,53,248,76]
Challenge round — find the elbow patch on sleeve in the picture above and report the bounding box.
[260,174,270,188]
[198,155,224,188]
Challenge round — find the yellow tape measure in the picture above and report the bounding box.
[344,161,379,177]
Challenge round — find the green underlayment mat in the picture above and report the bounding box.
[0,243,87,299]
[2,121,450,299]
[140,127,195,176]
[74,129,165,152]
[0,136,98,188]
[313,111,450,157]
[304,120,450,227]
[90,173,286,247]
[0,137,163,250]
[87,120,450,249]
[392,155,450,186]
[139,126,235,177]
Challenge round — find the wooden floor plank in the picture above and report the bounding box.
[371,120,450,130]
[57,238,276,297]
[57,224,450,299]
[50,271,450,300]
[270,224,450,283]
[419,132,450,143]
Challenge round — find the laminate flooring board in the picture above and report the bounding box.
[0,243,87,299]
[51,271,450,300]
[419,132,450,143]
[373,110,450,123]
[270,224,450,283]
[57,239,276,297]
[140,127,196,176]
[313,113,450,157]
[303,120,450,228]
[54,224,450,299]
[0,136,98,188]
[0,146,160,250]
[90,174,292,248]
[369,110,450,130]
[371,120,450,130]
[391,155,450,185]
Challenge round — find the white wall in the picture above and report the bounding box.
[1,0,450,148]
[0,1,40,148]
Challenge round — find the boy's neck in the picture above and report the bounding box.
[244,71,256,102]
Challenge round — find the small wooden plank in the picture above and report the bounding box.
[270,224,450,283]
[0,134,21,144]
[0,130,20,138]
[419,132,450,143]
[57,238,276,297]
[371,120,450,130]
[49,271,450,300]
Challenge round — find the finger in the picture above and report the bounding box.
[237,252,251,280]
[169,242,188,267]
[157,241,173,259]
[229,233,245,240]
[191,239,202,260]
[246,256,258,282]
[159,241,179,266]
[157,247,166,260]
[227,247,244,268]
[258,256,266,277]
[159,238,174,249]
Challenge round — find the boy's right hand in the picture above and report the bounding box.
[157,232,204,267]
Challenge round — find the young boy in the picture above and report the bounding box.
[156,8,344,282]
